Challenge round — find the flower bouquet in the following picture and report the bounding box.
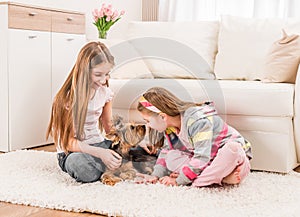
[92,3,125,39]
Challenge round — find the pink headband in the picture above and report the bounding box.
[139,96,161,113]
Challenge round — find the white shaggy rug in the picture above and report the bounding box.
[0,150,299,217]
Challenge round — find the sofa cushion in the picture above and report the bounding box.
[98,39,153,79]
[126,21,219,79]
[217,80,294,117]
[262,30,300,83]
[109,79,294,117]
[214,15,300,81]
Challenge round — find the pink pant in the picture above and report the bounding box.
[164,142,251,187]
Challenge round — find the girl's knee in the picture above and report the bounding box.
[226,142,241,152]
[65,153,102,183]
[222,142,246,160]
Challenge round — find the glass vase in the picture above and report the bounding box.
[98,30,107,39]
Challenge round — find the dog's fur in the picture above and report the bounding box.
[101,116,164,186]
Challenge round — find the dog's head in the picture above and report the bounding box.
[106,116,146,156]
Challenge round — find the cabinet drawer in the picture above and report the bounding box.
[52,11,85,34]
[8,5,51,31]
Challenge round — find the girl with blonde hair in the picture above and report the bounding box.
[47,41,122,183]
[136,87,252,187]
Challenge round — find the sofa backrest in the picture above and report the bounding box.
[108,16,300,83]
[214,15,300,82]
[126,21,219,79]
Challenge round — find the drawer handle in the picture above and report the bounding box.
[28,12,38,16]
[66,38,74,41]
[28,35,37,39]
[67,17,73,21]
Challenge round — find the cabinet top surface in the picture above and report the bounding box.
[0,1,84,15]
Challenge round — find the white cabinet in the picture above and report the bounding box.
[8,29,52,151]
[51,10,86,98]
[52,32,86,98]
[0,4,9,152]
[0,2,86,151]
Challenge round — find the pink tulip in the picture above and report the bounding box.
[98,9,104,18]
[120,10,125,15]
[92,9,98,17]
[112,10,119,21]
[105,8,113,17]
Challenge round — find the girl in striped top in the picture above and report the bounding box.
[46,42,122,183]
[136,87,252,187]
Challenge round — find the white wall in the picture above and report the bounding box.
[0,0,142,40]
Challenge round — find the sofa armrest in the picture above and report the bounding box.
[294,64,300,163]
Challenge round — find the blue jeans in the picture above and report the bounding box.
[57,140,112,183]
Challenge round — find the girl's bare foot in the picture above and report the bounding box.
[222,165,241,185]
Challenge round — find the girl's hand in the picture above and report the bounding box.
[100,149,122,170]
[138,141,156,154]
[169,172,179,178]
[159,176,178,186]
[134,173,158,184]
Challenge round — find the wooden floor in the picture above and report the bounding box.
[1,144,300,217]
[0,144,106,217]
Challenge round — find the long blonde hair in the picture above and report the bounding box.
[46,41,114,152]
[137,87,202,116]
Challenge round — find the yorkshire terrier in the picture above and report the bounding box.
[101,115,164,186]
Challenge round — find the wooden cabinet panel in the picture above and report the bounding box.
[52,11,85,34]
[8,5,51,31]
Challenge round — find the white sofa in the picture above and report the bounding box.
[105,15,300,173]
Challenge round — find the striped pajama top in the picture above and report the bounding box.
[151,102,252,185]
